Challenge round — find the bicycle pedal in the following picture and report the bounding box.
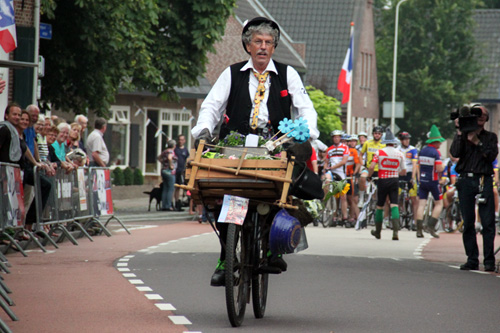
[257,265,282,274]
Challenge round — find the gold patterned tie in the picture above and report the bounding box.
[251,71,269,130]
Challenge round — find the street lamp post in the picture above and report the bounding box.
[391,0,408,133]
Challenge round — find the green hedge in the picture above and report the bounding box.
[123,167,133,186]
[112,168,124,186]
[133,168,144,185]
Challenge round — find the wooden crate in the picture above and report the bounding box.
[177,141,296,209]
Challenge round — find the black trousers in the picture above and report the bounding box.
[23,168,52,226]
[456,176,495,266]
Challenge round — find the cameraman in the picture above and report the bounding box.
[450,105,498,272]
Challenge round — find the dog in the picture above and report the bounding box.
[143,183,164,211]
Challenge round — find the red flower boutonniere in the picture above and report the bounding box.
[280,90,289,97]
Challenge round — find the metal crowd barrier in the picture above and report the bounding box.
[86,167,130,235]
[0,164,129,331]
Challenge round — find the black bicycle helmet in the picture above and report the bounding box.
[372,126,384,134]
[398,131,411,140]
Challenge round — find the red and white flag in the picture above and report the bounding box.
[337,35,353,104]
[0,0,17,53]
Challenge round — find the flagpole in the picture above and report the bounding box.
[346,22,354,134]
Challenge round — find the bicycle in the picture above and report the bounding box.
[442,189,464,233]
[225,208,274,326]
[356,177,378,229]
[398,180,414,230]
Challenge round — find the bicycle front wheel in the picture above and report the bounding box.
[251,217,269,319]
[225,223,249,327]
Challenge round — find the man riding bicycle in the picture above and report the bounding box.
[191,17,319,287]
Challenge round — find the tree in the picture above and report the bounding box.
[479,0,500,8]
[375,0,485,144]
[306,86,342,145]
[39,0,235,116]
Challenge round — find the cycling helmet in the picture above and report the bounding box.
[341,134,350,141]
[398,131,411,140]
[372,126,384,134]
[349,134,359,141]
[330,130,343,136]
[357,131,368,138]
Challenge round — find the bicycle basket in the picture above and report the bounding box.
[269,209,302,254]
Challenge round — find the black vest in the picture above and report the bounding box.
[220,60,292,139]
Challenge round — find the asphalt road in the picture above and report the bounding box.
[119,227,500,333]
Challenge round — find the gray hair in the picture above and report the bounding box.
[75,114,88,123]
[94,117,107,130]
[167,139,176,149]
[57,122,71,132]
[242,23,279,48]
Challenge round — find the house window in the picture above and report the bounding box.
[106,105,130,168]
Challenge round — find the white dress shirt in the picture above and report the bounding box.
[192,59,319,140]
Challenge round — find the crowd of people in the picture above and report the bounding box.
[0,101,111,235]
[313,105,498,271]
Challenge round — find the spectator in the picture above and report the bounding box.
[158,139,177,211]
[66,122,87,166]
[173,134,189,211]
[74,114,88,146]
[46,125,74,172]
[0,104,52,232]
[24,104,40,158]
[86,117,109,167]
[52,122,70,163]
[35,114,49,162]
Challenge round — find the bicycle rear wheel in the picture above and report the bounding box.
[225,223,249,327]
[251,215,268,319]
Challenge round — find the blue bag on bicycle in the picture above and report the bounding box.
[269,209,302,254]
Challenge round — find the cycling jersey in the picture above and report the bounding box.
[418,144,442,182]
[326,143,349,178]
[346,147,360,176]
[372,146,405,179]
[361,140,385,171]
[356,143,365,166]
[398,145,418,173]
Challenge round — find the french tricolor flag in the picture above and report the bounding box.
[337,35,353,105]
[0,0,17,53]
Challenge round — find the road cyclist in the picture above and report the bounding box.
[325,130,350,226]
[345,134,362,227]
[358,126,386,208]
[397,131,419,230]
[415,125,445,238]
[368,128,406,240]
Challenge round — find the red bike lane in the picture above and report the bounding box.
[1,221,212,332]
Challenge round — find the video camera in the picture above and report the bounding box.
[450,104,483,133]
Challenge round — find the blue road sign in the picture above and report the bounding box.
[40,23,52,40]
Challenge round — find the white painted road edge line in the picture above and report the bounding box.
[169,315,192,325]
